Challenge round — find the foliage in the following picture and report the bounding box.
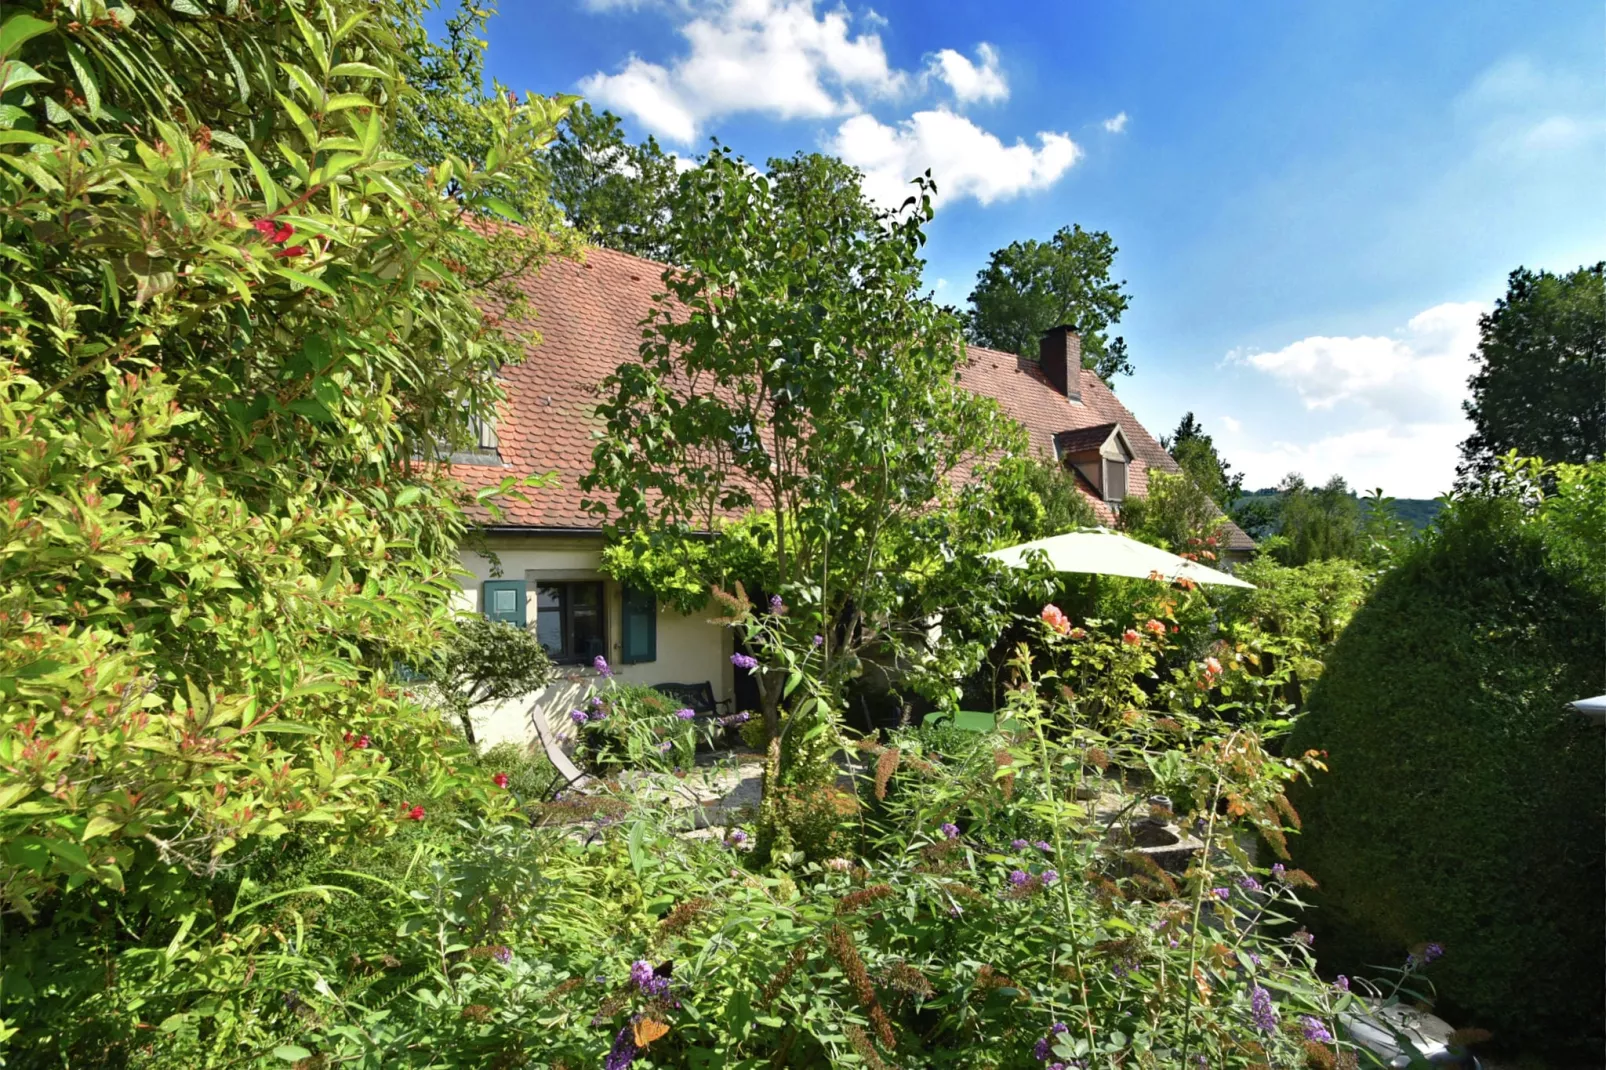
[544,101,680,261]
[1287,480,1606,1055]
[422,617,555,746]
[1117,469,1225,556]
[1458,261,1605,480]
[573,682,738,774]
[982,453,1102,541]
[1161,412,1243,510]
[964,224,1134,382]
[581,148,1020,748]
[0,0,565,1052]
[1258,475,1364,566]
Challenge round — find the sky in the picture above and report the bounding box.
[462,0,1605,498]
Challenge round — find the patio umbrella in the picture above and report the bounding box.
[984,529,1255,589]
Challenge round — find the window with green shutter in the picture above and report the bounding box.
[620,584,656,664]
[481,579,527,627]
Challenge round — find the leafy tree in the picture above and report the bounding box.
[965,224,1133,382]
[424,617,555,747]
[1161,412,1243,509]
[985,455,1102,540]
[1459,262,1605,480]
[582,149,1019,757]
[545,102,681,261]
[1264,475,1363,566]
[1228,491,1282,542]
[1117,469,1226,557]
[0,0,563,1041]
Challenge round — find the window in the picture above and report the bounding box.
[1103,458,1128,503]
[620,585,657,664]
[481,579,526,627]
[535,581,606,663]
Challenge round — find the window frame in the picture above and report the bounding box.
[535,579,607,664]
[1102,457,1129,503]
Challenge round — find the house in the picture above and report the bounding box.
[450,246,1252,748]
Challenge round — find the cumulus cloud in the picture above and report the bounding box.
[580,0,905,144]
[1235,302,1483,422]
[1230,301,1486,497]
[1102,111,1128,133]
[927,43,1008,105]
[831,109,1080,209]
[1218,415,1242,434]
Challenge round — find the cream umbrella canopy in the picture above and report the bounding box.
[984,529,1255,589]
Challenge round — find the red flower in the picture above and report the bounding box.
[1204,656,1223,676]
[273,245,306,259]
[405,804,426,821]
[1144,618,1166,635]
[493,772,509,789]
[1068,627,1087,640]
[1039,603,1071,636]
[1122,629,1141,646]
[251,218,295,243]
[354,734,370,749]
[252,218,278,238]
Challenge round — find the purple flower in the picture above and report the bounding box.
[604,1024,638,1070]
[675,708,696,721]
[1034,840,1052,853]
[768,594,786,614]
[1271,863,1286,879]
[1300,1016,1334,1043]
[1238,876,1261,893]
[940,822,960,840]
[1423,942,1444,963]
[1011,838,1030,849]
[1249,984,1277,1032]
[594,655,613,677]
[493,945,512,964]
[589,707,607,722]
[727,829,748,846]
[657,740,673,752]
[1211,887,1230,901]
[1247,952,1262,967]
[1050,1023,1068,1035]
[812,633,823,647]
[718,711,751,727]
[1334,974,1350,992]
[630,960,654,988]
[730,652,758,671]
[1009,869,1030,887]
[1041,869,1059,884]
[569,709,588,725]
[1033,1038,1051,1061]
[592,696,605,708]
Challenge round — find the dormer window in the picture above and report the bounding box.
[1054,422,1135,506]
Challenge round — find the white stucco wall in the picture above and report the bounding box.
[454,535,734,749]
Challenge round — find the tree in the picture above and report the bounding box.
[1118,469,1226,556]
[582,149,1019,754]
[544,102,681,261]
[1459,262,1605,480]
[424,618,555,747]
[0,0,562,933]
[1161,412,1243,509]
[1271,475,1363,565]
[965,224,1133,382]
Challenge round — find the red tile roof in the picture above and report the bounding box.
[457,245,1253,551]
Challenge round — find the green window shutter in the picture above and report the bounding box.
[482,579,527,627]
[620,584,657,664]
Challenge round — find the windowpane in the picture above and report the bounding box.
[570,582,605,660]
[535,585,565,657]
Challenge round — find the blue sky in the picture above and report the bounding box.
[465,0,1604,497]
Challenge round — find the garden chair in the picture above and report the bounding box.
[530,705,591,800]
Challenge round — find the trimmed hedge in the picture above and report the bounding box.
[1287,496,1604,1055]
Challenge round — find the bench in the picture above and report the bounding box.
[652,681,732,719]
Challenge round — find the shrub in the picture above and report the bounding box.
[1287,491,1605,1054]
[422,617,555,747]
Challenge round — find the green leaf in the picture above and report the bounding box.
[0,60,50,95]
[271,267,336,296]
[273,1045,312,1062]
[328,61,388,80]
[169,0,209,16]
[0,130,52,146]
[393,485,422,508]
[81,815,122,842]
[251,720,322,735]
[0,14,53,60]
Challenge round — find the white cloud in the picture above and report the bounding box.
[1218,415,1242,434]
[1230,301,1486,497]
[1457,55,1606,160]
[1235,301,1483,422]
[1102,111,1128,133]
[927,44,1008,105]
[1230,423,1466,499]
[831,109,1080,209]
[579,0,905,144]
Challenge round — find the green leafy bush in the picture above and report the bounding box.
[1287,486,1606,1054]
[422,616,555,747]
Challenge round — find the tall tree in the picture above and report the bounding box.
[1459,262,1606,480]
[1161,412,1243,509]
[582,150,1019,753]
[965,224,1133,382]
[544,102,680,261]
[1272,475,1364,565]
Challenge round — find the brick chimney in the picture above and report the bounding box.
[1039,325,1082,403]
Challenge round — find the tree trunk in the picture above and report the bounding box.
[457,707,478,748]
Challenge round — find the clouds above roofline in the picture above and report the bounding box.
[578,0,1093,209]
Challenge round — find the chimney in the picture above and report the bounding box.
[1039,325,1082,402]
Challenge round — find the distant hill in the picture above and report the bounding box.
[1234,489,1444,530]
